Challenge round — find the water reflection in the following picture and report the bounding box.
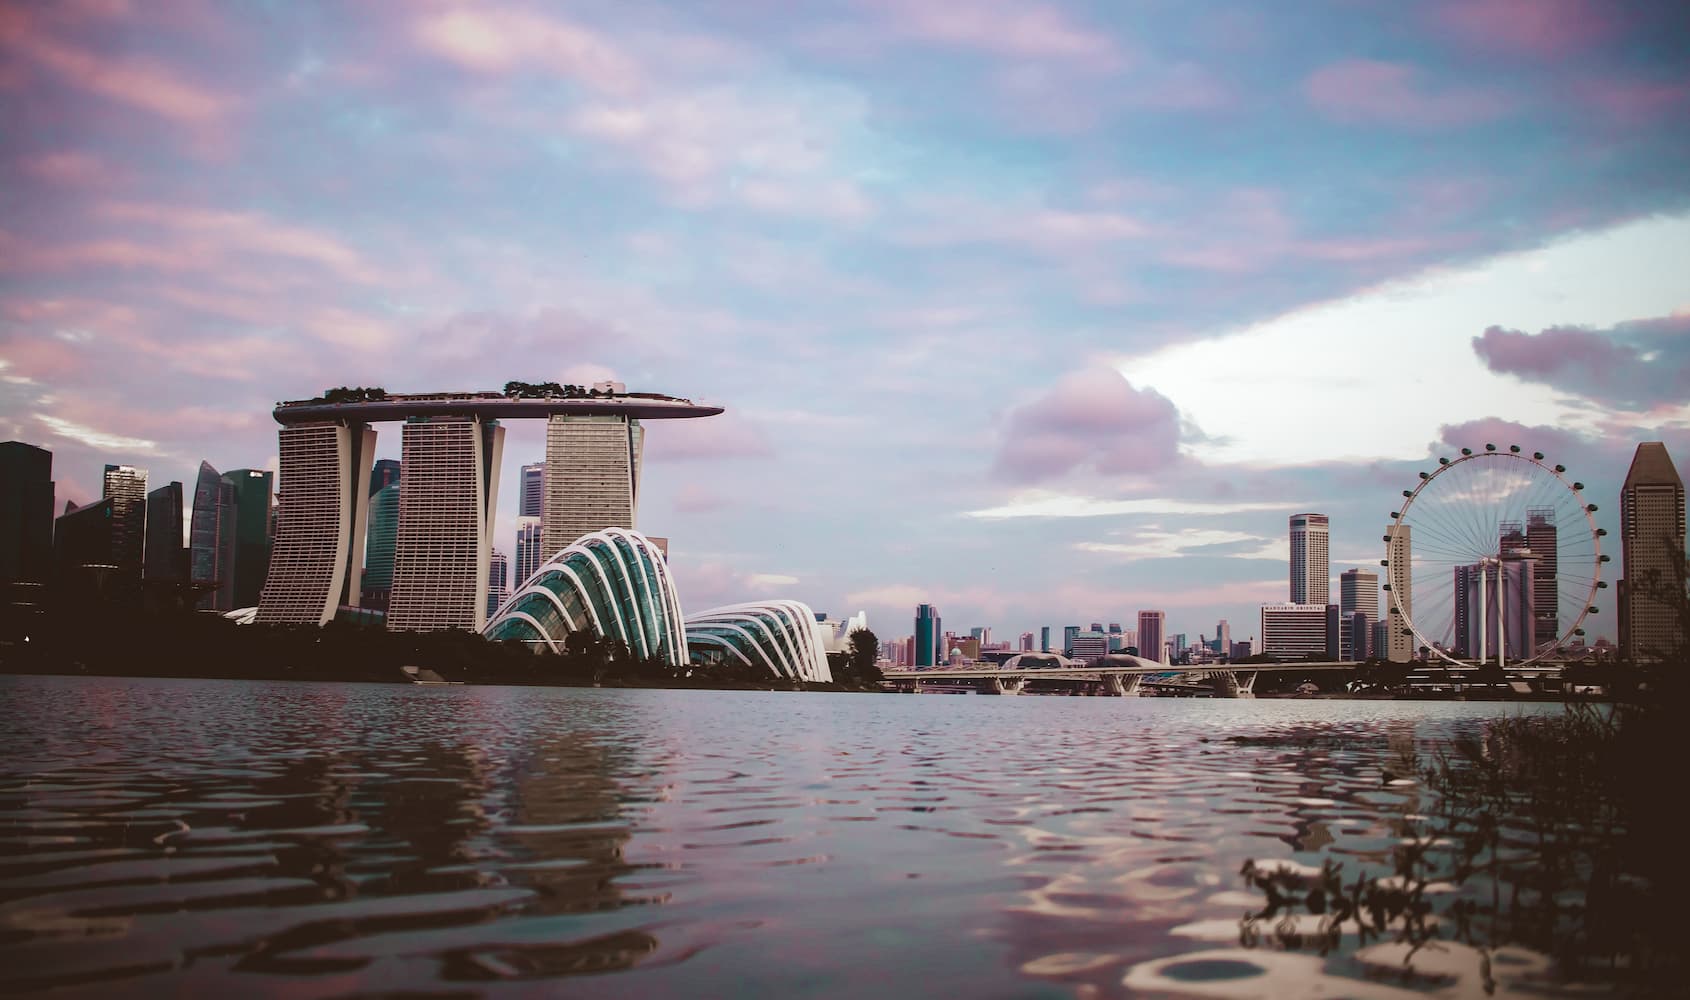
[0,677,1558,997]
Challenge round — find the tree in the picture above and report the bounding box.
[836,628,883,688]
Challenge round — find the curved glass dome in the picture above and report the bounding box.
[483,528,687,666]
[686,601,833,683]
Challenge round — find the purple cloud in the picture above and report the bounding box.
[992,368,1184,483]
[1305,59,1512,128]
[1472,315,1690,410]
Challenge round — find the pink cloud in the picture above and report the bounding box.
[1434,0,1617,57]
[1305,59,1511,128]
[645,410,775,462]
[20,151,120,188]
[866,0,1122,68]
[1575,78,1690,125]
[0,6,231,122]
[1472,316,1690,410]
[993,368,1184,483]
[410,6,640,93]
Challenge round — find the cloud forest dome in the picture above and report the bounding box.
[685,601,833,684]
[483,528,687,666]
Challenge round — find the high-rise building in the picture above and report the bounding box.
[1215,619,1232,657]
[54,498,116,578]
[1019,631,1034,651]
[1172,633,1187,656]
[1289,513,1330,605]
[514,516,543,589]
[190,462,237,609]
[520,462,545,518]
[970,626,990,647]
[143,481,187,583]
[1348,611,1371,661]
[0,442,55,585]
[1062,624,1081,655]
[915,603,940,667]
[1040,625,1051,652]
[224,469,274,609]
[1137,611,1165,664]
[369,458,400,496]
[388,416,506,632]
[541,414,643,559]
[1385,525,1413,662]
[487,548,509,619]
[102,464,148,578]
[1619,442,1686,662]
[257,421,377,626]
[361,480,399,611]
[1339,568,1378,661]
[1372,619,1389,660]
[1526,508,1558,649]
[1068,630,1107,662]
[1454,557,1537,663]
[1260,603,1329,658]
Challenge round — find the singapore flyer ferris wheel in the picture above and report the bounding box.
[1385,445,1606,668]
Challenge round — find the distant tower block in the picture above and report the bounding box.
[1289,513,1330,605]
[520,462,545,518]
[1619,442,1686,662]
[542,414,643,558]
[257,421,376,625]
[388,416,505,633]
[1386,525,1413,662]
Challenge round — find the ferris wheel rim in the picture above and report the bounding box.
[1385,447,1602,668]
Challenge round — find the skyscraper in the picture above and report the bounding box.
[1526,508,1558,649]
[1019,631,1034,651]
[1289,513,1330,605]
[190,462,237,609]
[257,421,377,626]
[143,481,187,583]
[224,469,274,609]
[1385,525,1413,662]
[514,516,543,588]
[1137,610,1165,663]
[361,479,399,611]
[369,458,400,496]
[1619,442,1686,662]
[915,603,940,667]
[487,548,509,619]
[0,442,54,585]
[102,464,148,578]
[1063,624,1080,656]
[54,498,116,581]
[1454,557,1537,663]
[1040,625,1051,652]
[1339,568,1378,661]
[389,416,506,632]
[1215,619,1232,656]
[520,462,545,518]
[541,415,643,559]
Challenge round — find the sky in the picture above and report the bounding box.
[2,0,1688,645]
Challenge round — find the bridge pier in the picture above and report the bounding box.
[1104,673,1143,697]
[988,675,1026,695]
[1209,670,1257,698]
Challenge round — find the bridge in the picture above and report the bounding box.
[881,653,1361,698]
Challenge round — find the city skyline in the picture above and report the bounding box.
[2,1,1687,638]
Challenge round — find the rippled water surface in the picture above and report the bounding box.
[0,676,1556,997]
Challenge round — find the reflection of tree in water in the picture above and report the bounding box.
[1239,706,1683,993]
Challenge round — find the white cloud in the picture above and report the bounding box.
[1073,527,1285,560]
[1118,214,1690,466]
[965,492,1310,519]
[35,415,158,453]
[747,573,799,587]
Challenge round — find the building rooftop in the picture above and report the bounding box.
[273,387,722,425]
[1623,442,1682,489]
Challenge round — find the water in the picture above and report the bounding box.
[0,676,1559,997]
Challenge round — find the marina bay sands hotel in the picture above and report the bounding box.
[253,385,721,631]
